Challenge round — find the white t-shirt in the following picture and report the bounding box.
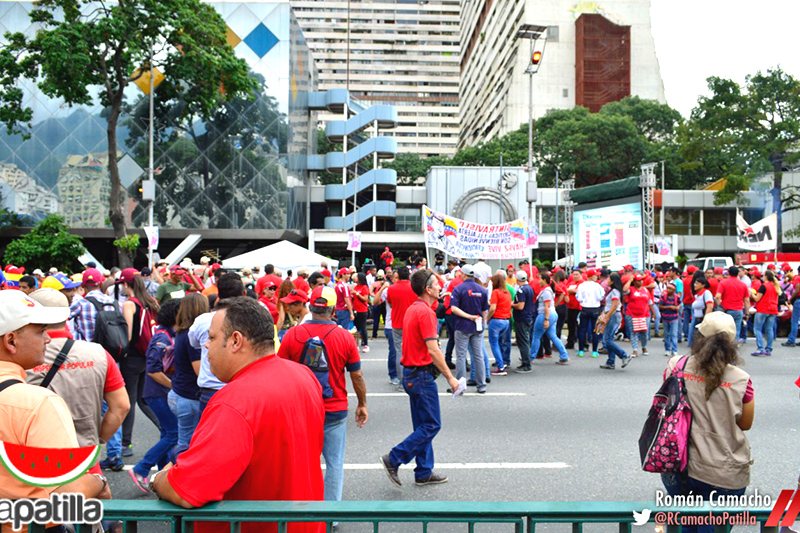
[575,280,605,308]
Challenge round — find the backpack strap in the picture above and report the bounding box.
[670,355,690,378]
[298,323,338,344]
[0,379,22,394]
[85,296,119,313]
[40,339,75,389]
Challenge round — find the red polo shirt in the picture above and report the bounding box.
[717,277,749,311]
[401,300,438,366]
[386,280,417,330]
[682,275,695,305]
[293,277,310,294]
[566,279,583,310]
[278,321,361,414]
[352,285,370,313]
[255,274,285,296]
[167,355,325,533]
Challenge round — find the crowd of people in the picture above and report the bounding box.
[0,248,786,532]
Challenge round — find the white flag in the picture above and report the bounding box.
[347,231,362,252]
[143,226,159,250]
[737,212,777,251]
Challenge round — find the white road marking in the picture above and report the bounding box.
[351,392,526,397]
[123,462,569,472]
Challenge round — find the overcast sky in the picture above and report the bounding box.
[650,0,800,118]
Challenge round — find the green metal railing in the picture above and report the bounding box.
[28,501,779,533]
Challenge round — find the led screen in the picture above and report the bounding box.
[573,200,643,271]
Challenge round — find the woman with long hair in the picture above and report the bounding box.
[661,313,754,526]
[553,270,569,340]
[752,269,781,356]
[275,278,296,340]
[597,273,631,370]
[530,272,570,365]
[488,272,512,374]
[168,293,209,457]
[119,269,161,458]
[688,277,714,347]
[624,273,651,357]
[353,272,371,352]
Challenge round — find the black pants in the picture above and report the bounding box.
[578,307,601,352]
[371,302,386,338]
[566,308,581,348]
[556,304,567,339]
[444,313,457,364]
[355,312,369,346]
[515,319,532,366]
[120,354,160,447]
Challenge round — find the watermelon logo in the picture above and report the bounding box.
[0,441,99,487]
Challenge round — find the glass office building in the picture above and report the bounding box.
[0,1,317,234]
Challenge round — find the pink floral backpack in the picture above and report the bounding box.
[639,356,693,473]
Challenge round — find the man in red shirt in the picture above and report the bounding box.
[715,266,750,345]
[278,286,368,506]
[564,270,583,349]
[380,269,459,488]
[152,297,325,533]
[293,268,311,294]
[681,266,698,342]
[381,247,395,270]
[255,264,284,296]
[334,268,354,330]
[386,266,417,378]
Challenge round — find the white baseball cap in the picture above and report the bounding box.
[0,290,70,336]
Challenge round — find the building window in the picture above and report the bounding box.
[664,208,700,235]
[541,207,566,234]
[396,207,421,232]
[704,209,735,236]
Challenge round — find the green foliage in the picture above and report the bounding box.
[113,234,140,253]
[383,153,451,185]
[4,214,85,272]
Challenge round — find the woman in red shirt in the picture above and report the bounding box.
[565,270,583,349]
[488,273,513,374]
[752,270,780,356]
[624,274,651,357]
[353,272,371,353]
[553,270,568,341]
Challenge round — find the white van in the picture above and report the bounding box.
[684,257,734,272]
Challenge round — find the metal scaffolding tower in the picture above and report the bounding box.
[640,163,657,271]
[562,178,576,264]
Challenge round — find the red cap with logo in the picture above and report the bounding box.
[280,289,308,304]
[320,269,332,277]
[686,265,699,274]
[117,268,140,284]
[82,268,104,285]
[782,262,792,271]
[713,267,723,274]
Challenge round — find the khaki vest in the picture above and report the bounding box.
[26,337,108,447]
[667,355,752,489]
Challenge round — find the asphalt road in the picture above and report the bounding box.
[104,333,800,531]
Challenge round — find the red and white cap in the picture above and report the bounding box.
[0,290,70,336]
[280,289,309,304]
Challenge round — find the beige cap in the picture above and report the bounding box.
[0,290,70,336]
[29,288,69,308]
[695,311,737,342]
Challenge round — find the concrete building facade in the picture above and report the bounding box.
[291,0,461,157]
[459,0,666,148]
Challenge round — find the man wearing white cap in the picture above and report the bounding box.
[0,291,110,513]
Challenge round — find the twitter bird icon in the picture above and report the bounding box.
[633,509,651,526]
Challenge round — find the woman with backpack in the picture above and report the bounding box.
[169,293,209,457]
[129,298,181,492]
[660,313,754,530]
[119,268,161,458]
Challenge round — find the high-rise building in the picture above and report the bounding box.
[459,0,666,148]
[291,0,461,157]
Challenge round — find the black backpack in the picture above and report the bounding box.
[85,297,129,361]
[297,323,337,399]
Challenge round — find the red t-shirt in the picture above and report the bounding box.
[444,277,462,314]
[278,321,361,414]
[352,285,370,313]
[167,355,325,533]
[708,277,719,295]
[627,287,651,317]
[756,282,779,314]
[554,281,567,306]
[259,298,279,323]
[566,280,583,310]
[682,275,695,305]
[293,277,310,295]
[401,300,438,366]
[717,277,749,311]
[334,282,351,311]
[255,274,285,296]
[490,289,512,319]
[386,280,417,330]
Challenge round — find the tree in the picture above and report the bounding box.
[4,214,85,272]
[681,67,800,249]
[382,153,451,185]
[0,0,256,266]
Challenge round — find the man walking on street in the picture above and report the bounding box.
[512,271,535,373]
[449,265,489,393]
[380,269,459,487]
[386,266,417,378]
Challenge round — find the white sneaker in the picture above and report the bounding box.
[362,345,370,353]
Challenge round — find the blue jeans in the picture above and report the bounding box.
[322,416,347,502]
[101,400,122,459]
[578,307,601,352]
[168,390,201,457]
[687,316,699,347]
[663,320,679,353]
[603,313,627,365]
[789,304,800,343]
[682,306,693,341]
[198,388,219,413]
[134,396,178,477]
[661,473,745,533]
[390,368,441,479]
[335,309,352,330]
[754,312,776,351]
[488,318,511,370]
[385,328,397,380]
[651,305,661,336]
[467,337,490,384]
[531,311,568,360]
[723,310,744,344]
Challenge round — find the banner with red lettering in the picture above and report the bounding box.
[423,205,531,259]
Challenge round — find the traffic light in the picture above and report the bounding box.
[531,50,542,65]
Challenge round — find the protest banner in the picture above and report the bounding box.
[423,205,531,259]
[737,211,777,252]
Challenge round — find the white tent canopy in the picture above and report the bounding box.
[223,240,339,273]
[553,253,675,269]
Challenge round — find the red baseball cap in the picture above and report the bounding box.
[767,264,776,270]
[262,280,277,290]
[623,265,634,272]
[713,267,723,274]
[320,269,332,277]
[633,273,646,281]
[337,268,350,278]
[782,263,792,271]
[586,269,598,277]
[656,272,665,278]
[686,265,699,274]
[4,265,24,274]
[749,267,761,276]
[117,268,140,284]
[169,265,187,275]
[280,289,308,304]
[210,263,222,272]
[82,267,104,285]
